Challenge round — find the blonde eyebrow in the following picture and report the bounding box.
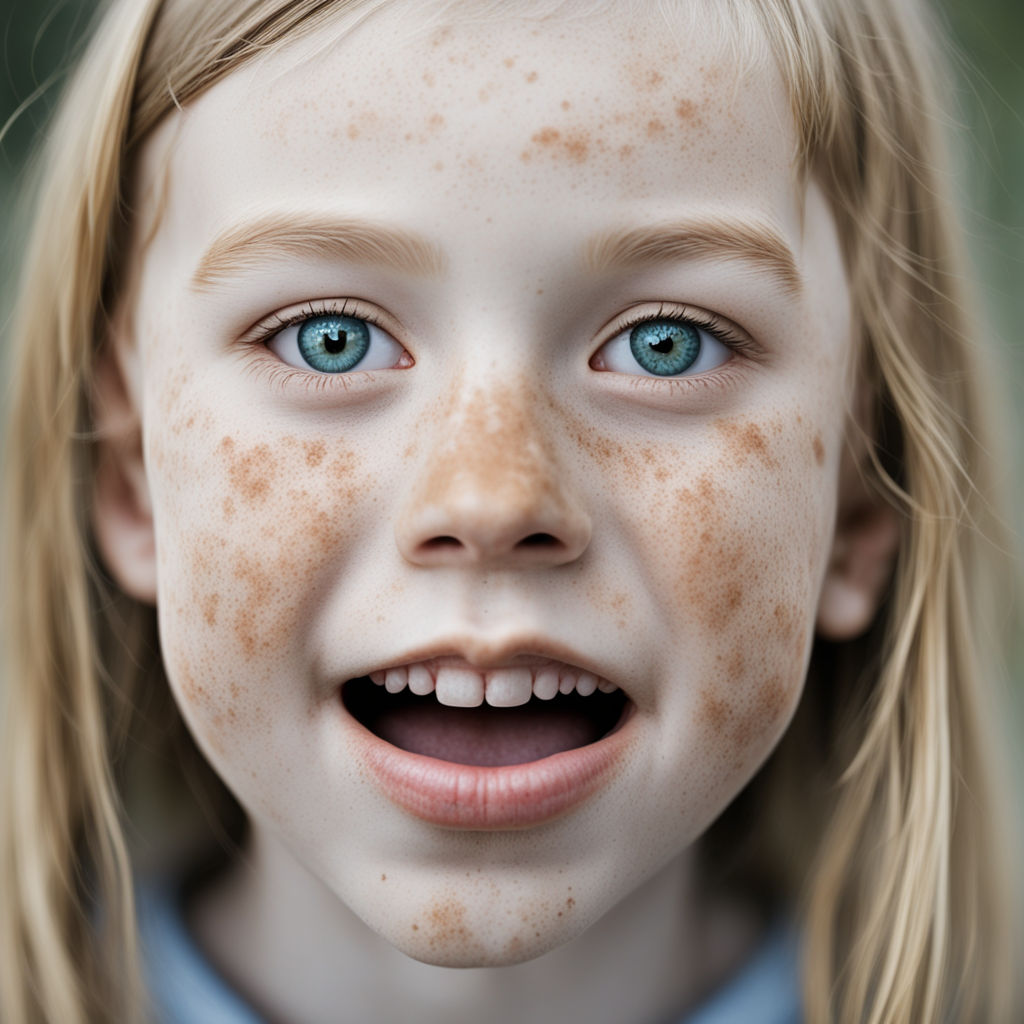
[191,212,447,288]
[583,217,802,295]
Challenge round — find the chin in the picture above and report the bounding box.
[385,911,585,969]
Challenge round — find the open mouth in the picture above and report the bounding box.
[342,661,629,767]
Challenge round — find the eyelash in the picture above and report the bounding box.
[604,302,754,358]
[243,298,408,390]
[245,298,758,392]
[248,298,393,345]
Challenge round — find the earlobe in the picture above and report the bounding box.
[91,340,157,605]
[816,476,901,642]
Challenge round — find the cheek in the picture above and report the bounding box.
[608,413,830,771]
[148,416,368,753]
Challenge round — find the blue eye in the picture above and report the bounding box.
[596,316,732,378]
[267,312,406,374]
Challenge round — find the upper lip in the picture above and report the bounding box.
[351,634,627,694]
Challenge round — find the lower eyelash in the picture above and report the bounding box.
[623,360,746,395]
[242,355,360,394]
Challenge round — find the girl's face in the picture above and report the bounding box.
[119,1,851,964]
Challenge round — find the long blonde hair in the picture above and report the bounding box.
[1,0,1018,1020]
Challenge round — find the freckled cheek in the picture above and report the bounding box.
[634,461,824,763]
[148,428,373,742]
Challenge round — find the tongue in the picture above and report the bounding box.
[373,701,604,766]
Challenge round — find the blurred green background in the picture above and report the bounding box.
[0,2,1021,734]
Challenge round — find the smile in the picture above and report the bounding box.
[340,655,635,829]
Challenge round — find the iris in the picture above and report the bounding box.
[629,320,700,376]
[297,314,371,373]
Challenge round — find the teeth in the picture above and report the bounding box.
[485,667,533,707]
[435,666,485,707]
[384,667,408,693]
[368,663,621,702]
[533,667,560,701]
[408,664,435,696]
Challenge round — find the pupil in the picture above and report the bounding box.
[651,337,674,353]
[324,330,347,354]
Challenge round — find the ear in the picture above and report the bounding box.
[91,333,157,605]
[816,437,901,641]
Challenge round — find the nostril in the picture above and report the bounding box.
[422,536,463,550]
[518,533,561,549]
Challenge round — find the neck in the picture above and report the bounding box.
[189,826,762,1024]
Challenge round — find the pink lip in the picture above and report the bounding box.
[339,638,635,829]
[355,634,617,678]
[344,704,635,829]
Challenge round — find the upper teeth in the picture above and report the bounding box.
[367,663,619,708]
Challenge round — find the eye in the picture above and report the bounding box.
[267,312,406,374]
[594,315,733,378]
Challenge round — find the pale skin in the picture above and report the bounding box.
[93,3,898,1022]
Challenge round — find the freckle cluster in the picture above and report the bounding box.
[157,424,368,753]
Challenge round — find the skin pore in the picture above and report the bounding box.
[91,2,889,1021]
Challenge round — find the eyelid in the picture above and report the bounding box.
[240,297,407,348]
[594,301,761,361]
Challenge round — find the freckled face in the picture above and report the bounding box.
[130,2,849,965]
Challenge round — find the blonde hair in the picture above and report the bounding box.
[0,0,1018,1020]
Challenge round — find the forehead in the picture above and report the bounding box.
[139,0,801,261]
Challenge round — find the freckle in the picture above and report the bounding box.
[503,57,515,69]
[699,689,730,733]
[425,897,472,947]
[561,99,571,110]
[433,161,444,171]
[618,143,634,159]
[525,70,538,82]
[759,675,788,723]
[675,98,697,121]
[412,923,419,931]
[201,592,220,627]
[716,419,778,469]
[520,150,532,163]
[533,126,560,146]
[381,874,387,881]
[563,133,589,163]
[222,496,235,520]
[646,118,665,136]
[725,649,745,682]
[813,434,825,466]
[428,113,445,130]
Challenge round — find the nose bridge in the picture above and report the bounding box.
[396,376,590,567]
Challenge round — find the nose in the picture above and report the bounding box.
[395,384,591,568]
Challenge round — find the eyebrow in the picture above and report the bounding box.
[582,217,803,295]
[191,212,447,288]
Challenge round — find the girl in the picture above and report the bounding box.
[1,0,1020,1021]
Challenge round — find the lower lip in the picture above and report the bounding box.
[343,701,636,830]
